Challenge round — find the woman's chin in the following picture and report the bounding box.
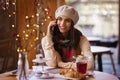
[60,30,68,33]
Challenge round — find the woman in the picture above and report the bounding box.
[41,5,94,71]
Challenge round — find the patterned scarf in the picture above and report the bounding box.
[59,34,77,62]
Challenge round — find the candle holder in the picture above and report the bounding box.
[32,49,53,79]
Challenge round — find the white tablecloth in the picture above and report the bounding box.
[29,66,119,80]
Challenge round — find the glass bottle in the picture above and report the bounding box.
[17,52,29,80]
[24,52,29,77]
[17,53,23,80]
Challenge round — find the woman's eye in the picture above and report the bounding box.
[57,17,72,23]
[65,19,72,22]
[57,17,62,21]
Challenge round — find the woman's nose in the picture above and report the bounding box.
[60,20,65,26]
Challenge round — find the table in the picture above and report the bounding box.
[0,70,119,80]
[87,36,101,42]
[87,36,101,45]
[87,36,118,47]
[91,46,116,75]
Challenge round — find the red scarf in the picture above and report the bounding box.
[65,48,77,62]
[59,34,77,62]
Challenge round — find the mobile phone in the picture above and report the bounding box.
[50,20,58,32]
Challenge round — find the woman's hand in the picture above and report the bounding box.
[47,20,57,36]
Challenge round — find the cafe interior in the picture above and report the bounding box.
[0,0,120,80]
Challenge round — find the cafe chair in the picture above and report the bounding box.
[105,51,116,75]
[91,46,117,75]
[99,38,118,75]
[88,36,118,75]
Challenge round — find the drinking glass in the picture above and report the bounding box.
[76,56,88,74]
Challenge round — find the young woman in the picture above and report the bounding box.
[41,5,94,71]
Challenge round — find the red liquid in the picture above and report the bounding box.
[77,62,87,74]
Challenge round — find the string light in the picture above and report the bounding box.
[36,13,39,17]
[35,37,39,41]
[36,24,39,28]
[25,16,29,19]
[1,0,52,53]
[12,25,15,28]
[30,44,33,47]
[44,7,49,12]
[26,24,30,28]
[16,38,18,41]
[31,15,34,18]
[32,29,35,32]
[6,2,9,5]
[17,34,20,37]
[41,22,44,25]
[8,14,11,17]
[42,32,45,36]
[0,0,16,11]
[12,2,15,5]
[25,34,29,38]
[13,12,16,15]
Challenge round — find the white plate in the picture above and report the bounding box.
[36,76,54,79]
[35,74,54,79]
[65,77,83,80]
[32,66,55,72]
[47,68,60,74]
[32,58,51,63]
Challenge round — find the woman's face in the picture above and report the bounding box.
[57,16,72,35]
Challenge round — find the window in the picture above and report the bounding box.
[65,0,119,38]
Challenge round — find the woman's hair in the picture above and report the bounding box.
[52,21,82,59]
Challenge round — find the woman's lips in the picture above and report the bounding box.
[60,26,66,29]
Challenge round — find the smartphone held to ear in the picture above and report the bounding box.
[50,20,58,32]
[50,25,57,31]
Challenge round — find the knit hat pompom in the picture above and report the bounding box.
[55,5,79,25]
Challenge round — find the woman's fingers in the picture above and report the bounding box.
[47,20,57,35]
[49,20,57,29]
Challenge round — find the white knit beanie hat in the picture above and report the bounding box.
[55,5,79,25]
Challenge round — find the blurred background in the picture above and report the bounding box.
[65,0,118,38]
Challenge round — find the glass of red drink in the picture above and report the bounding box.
[76,56,88,74]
